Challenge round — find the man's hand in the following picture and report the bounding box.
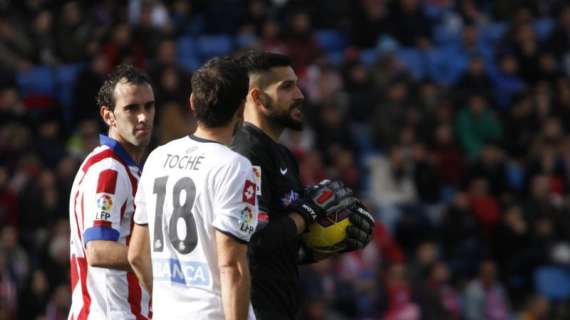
[343,202,375,252]
[291,179,356,226]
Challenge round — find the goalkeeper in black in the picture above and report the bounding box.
[231,50,375,319]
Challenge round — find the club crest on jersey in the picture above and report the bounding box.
[242,180,256,205]
[281,190,300,207]
[239,206,255,235]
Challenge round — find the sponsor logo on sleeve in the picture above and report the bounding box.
[242,180,256,205]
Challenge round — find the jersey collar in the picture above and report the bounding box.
[99,134,140,169]
[188,134,223,145]
[243,122,274,143]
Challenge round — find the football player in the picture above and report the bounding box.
[231,51,374,319]
[68,65,153,319]
[129,57,258,319]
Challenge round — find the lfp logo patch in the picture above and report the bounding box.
[96,194,113,212]
[239,206,255,235]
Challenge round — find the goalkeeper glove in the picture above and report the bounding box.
[343,202,375,252]
[291,179,356,226]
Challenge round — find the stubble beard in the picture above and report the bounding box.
[265,100,304,131]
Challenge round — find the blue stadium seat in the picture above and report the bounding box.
[426,47,468,85]
[16,66,56,97]
[326,51,345,66]
[314,29,347,53]
[236,33,258,49]
[479,22,509,45]
[177,36,197,59]
[176,36,201,71]
[55,64,84,123]
[533,18,555,41]
[360,49,378,66]
[534,265,570,301]
[433,24,461,46]
[396,48,425,79]
[196,35,233,61]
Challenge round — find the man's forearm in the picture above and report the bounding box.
[128,224,153,293]
[220,264,250,320]
[86,240,131,271]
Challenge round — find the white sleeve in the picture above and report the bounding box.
[134,175,148,225]
[211,156,259,243]
[134,150,157,225]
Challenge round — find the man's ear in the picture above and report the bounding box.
[250,88,269,111]
[100,106,115,127]
[189,93,196,114]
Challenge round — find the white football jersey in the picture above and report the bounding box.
[134,135,258,319]
[68,135,150,320]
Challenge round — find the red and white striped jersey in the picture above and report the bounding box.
[68,135,150,320]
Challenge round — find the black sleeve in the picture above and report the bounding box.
[249,215,299,255]
[232,141,300,255]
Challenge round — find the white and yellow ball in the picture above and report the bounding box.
[302,208,352,254]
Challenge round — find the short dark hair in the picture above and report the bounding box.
[235,50,291,75]
[96,64,151,111]
[191,56,248,128]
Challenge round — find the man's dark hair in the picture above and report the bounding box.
[96,64,151,111]
[191,56,249,128]
[235,50,291,74]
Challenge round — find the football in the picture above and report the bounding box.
[302,208,352,253]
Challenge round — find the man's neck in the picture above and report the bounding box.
[193,125,234,145]
[246,116,283,142]
[108,132,144,164]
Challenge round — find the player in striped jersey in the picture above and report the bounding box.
[68,65,154,320]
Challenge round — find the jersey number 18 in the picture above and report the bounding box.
[152,176,198,254]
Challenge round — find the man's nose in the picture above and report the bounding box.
[294,86,304,100]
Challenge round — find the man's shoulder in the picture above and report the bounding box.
[82,145,131,175]
[232,125,274,160]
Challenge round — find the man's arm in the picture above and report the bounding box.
[215,230,250,320]
[128,224,152,293]
[250,180,356,254]
[86,240,131,271]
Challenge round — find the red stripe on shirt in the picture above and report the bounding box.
[96,169,118,194]
[93,220,112,228]
[70,255,79,291]
[81,150,115,173]
[127,272,146,319]
[120,201,127,224]
[76,256,91,320]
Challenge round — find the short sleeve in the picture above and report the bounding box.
[133,176,148,225]
[232,144,272,215]
[82,166,128,245]
[211,156,259,243]
[133,150,157,225]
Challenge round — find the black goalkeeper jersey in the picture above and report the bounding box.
[231,122,304,319]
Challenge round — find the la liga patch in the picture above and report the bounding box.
[96,194,113,212]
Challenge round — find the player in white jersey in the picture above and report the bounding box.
[68,65,153,320]
[129,57,257,320]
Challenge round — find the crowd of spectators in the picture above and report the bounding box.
[1,0,570,319]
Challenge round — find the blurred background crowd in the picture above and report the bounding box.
[1,0,570,319]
